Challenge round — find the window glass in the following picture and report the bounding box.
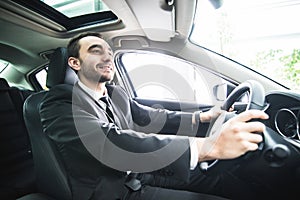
[120,52,218,104]
[190,0,300,92]
[35,67,48,90]
[41,0,110,18]
[0,59,9,73]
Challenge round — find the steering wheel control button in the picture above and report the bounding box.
[272,144,290,159]
[263,144,290,168]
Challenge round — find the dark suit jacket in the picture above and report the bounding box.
[40,83,198,200]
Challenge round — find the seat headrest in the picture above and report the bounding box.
[0,78,10,89]
[46,47,77,88]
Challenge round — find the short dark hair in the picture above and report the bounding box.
[67,32,103,58]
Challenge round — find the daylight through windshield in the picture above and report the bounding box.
[190,0,300,92]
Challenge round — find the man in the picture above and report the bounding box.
[40,32,268,200]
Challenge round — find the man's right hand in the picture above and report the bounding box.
[196,109,269,162]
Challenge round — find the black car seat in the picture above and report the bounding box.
[0,78,36,199]
[23,47,77,200]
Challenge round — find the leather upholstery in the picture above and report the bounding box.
[23,47,75,200]
[0,78,36,199]
[23,91,72,200]
[0,77,10,89]
[46,47,77,88]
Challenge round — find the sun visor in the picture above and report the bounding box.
[126,0,175,42]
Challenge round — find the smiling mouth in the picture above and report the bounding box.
[96,64,112,71]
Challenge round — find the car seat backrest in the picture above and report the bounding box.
[23,47,75,200]
[23,91,72,200]
[0,78,36,199]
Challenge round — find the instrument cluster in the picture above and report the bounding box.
[274,107,300,140]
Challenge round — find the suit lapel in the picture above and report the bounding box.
[74,83,124,127]
[106,85,130,129]
[73,83,114,123]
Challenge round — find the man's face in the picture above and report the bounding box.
[77,36,115,83]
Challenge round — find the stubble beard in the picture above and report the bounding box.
[98,75,112,83]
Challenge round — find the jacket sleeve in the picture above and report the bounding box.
[110,85,197,136]
[40,84,192,182]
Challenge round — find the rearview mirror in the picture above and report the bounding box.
[209,0,223,9]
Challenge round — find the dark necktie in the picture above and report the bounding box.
[99,96,115,121]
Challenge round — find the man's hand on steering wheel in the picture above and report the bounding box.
[199,110,269,161]
[196,80,269,170]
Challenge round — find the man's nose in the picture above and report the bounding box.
[102,52,112,62]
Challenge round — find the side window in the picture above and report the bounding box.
[0,59,9,72]
[119,51,225,105]
[35,67,48,90]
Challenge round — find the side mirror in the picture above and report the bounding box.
[213,83,227,101]
[213,81,236,102]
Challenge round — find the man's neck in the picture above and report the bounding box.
[80,78,107,95]
[78,79,108,100]
[94,82,107,96]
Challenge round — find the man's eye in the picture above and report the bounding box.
[91,49,102,54]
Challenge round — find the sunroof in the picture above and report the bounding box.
[41,0,110,18]
[12,0,118,30]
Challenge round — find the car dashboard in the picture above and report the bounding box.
[265,90,300,144]
[219,90,300,199]
[239,90,300,198]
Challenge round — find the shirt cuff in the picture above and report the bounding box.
[189,138,198,170]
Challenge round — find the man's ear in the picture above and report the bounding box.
[68,57,80,71]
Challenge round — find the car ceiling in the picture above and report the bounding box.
[0,0,196,76]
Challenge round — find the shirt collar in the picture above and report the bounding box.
[77,80,107,101]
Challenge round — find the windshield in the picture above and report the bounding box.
[190,0,300,92]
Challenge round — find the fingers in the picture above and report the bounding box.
[227,110,267,134]
[238,121,266,133]
[206,109,268,160]
[233,109,269,122]
[240,131,263,144]
[244,141,259,152]
[201,108,222,123]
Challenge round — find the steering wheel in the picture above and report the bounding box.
[199,80,300,197]
[199,80,266,171]
[221,80,266,111]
